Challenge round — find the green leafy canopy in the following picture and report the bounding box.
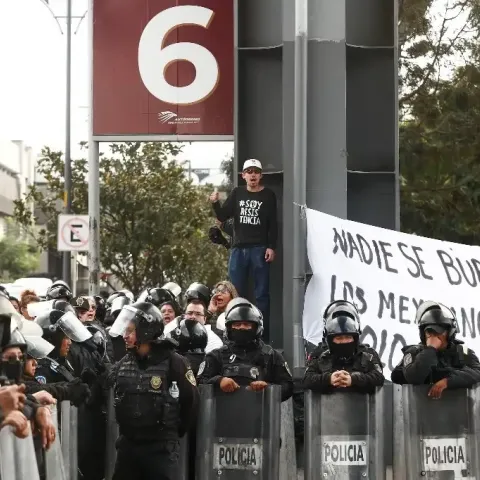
[13,142,228,294]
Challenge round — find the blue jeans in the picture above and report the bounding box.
[228,246,270,340]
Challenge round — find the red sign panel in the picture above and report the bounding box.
[92,0,234,136]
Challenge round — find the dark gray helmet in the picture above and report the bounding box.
[224,298,263,337]
[170,318,208,353]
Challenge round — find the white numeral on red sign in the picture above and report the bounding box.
[138,5,219,106]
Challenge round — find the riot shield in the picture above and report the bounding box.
[304,389,385,479]
[393,384,480,479]
[196,384,282,480]
[45,406,67,480]
[105,388,119,480]
[0,425,40,480]
[60,400,78,480]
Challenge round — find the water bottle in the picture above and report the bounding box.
[169,381,179,399]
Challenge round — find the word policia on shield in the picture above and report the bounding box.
[303,208,480,377]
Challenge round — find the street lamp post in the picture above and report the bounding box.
[38,0,87,287]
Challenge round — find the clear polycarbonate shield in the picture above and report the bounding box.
[109,305,138,337]
[57,312,92,342]
[19,318,43,337]
[25,335,54,359]
[27,299,54,318]
[110,296,131,315]
[0,295,22,331]
[162,282,181,298]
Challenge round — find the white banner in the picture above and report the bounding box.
[303,208,480,377]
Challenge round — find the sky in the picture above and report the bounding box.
[0,0,233,170]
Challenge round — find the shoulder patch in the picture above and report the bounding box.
[186,369,197,386]
[403,353,413,366]
[197,361,205,376]
[284,362,292,376]
[35,376,47,385]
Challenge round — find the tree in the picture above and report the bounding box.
[399,0,480,241]
[13,142,228,294]
[220,153,234,194]
[0,222,40,282]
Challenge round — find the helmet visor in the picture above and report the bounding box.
[27,300,54,318]
[109,305,138,337]
[25,336,54,359]
[110,296,131,315]
[325,316,359,335]
[57,312,92,342]
[162,282,181,298]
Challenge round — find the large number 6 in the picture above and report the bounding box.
[138,6,219,106]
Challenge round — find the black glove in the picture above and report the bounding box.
[68,382,91,407]
[81,368,97,386]
[208,226,230,249]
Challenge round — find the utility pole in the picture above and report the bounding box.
[62,0,73,287]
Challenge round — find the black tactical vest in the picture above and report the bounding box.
[220,344,271,386]
[114,354,179,438]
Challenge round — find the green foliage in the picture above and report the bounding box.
[220,153,234,194]
[0,222,40,282]
[13,142,228,294]
[399,0,480,243]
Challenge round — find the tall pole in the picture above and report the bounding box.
[291,0,308,378]
[88,0,101,295]
[62,0,73,287]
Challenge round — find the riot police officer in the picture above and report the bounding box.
[169,318,208,375]
[391,301,480,398]
[45,280,73,302]
[108,301,199,480]
[197,298,293,401]
[34,309,92,383]
[185,282,211,310]
[303,302,384,394]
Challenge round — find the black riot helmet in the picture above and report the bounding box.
[106,291,126,308]
[118,289,134,302]
[35,309,92,343]
[138,287,177,308]
[224,297,263,344]
[51,299,76,314]
[94,295,107,323]
[109,301,164,344]
[416,301,458,344]
[169,318,208,353]
[3,329,27,354]
[323,300,359,322]
[46,281,73,301]
[185,283,211,308]
[323,303,361,357]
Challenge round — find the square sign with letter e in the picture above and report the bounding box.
[57,214,90,252]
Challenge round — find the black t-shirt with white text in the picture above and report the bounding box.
[212,186,278,249]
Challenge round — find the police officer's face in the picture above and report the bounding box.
[123,322,137,349]
[425,329,448,348]
[59,337,72,358]
[231,322,254,331]
[1,347,23,362]
[161,305,175,324]
[332,335,354,344]
[25,358,37,377]
[185,303,206,325]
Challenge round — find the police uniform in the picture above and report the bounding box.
[35,356,76,383]
[391,301,480,387]
[197,298,293,402]
[108,301,199,480]
[303,301,384,394]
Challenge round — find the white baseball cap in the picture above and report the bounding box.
[243,159,262,171]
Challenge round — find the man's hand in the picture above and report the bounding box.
[426,336,443,350]
[247,381,268,392]
[265,248,275,263]
[2,411,30,438]
[0,384,26,416]
[33,390,56,405]
[35,407,56,450]
[330,371,344,387]
[336,371,352,388]
[428,378,448,399]
[209,192,219,203]
[219,377,240,393]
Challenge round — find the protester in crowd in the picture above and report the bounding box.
[207,280,238,337]
[20,289,40,320]
[9,296,20,313]
[160,301,181,325]
[210,159,278,342]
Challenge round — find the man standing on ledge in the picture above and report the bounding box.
[209,159,278,342]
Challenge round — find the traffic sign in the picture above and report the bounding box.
[57,214,90,252]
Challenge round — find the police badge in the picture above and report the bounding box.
[150,376,162,389]
[250,367,259,379]
[186,370,197,386]
[36,376,47,385]
[197,361,205,376]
